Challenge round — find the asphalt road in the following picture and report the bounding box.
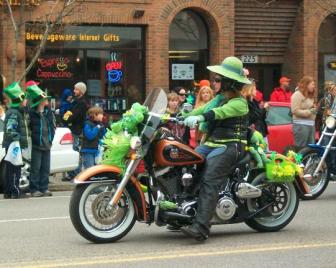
[1,183,336,268]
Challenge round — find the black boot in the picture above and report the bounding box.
[181,223,208,241]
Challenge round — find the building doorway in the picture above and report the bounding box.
[169,10,209,93]
[245,64,282,101]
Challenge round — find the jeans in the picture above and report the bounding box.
[68,134,81,179]
[30,148,50,193]
[193,143,243,235]
[3,160,21,196]
[81,153,95,169]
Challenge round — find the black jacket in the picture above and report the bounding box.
[66,96,89,135]
[29,107,56,150]
[247,99,268,137]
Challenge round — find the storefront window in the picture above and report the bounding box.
[169,10,209,91]
[318,14,336,95]
[25,24,145,114]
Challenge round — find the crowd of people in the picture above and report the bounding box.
[0,75,106,199]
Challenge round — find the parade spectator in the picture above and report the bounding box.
[27,84,56,197]
[2,83,28,199]
[291,76,317,148]
[81,107,106,169]
[316,81,336,131]
[164,92,186,142]
[270,76,292,102]
[174,86,187,105]
[194,86,214,144]
[59,88,73,118]
[0,105,5,130]
[195,86,214,108]
[0,74,6,105]
[62,81,89,181]
[241,81,269,144]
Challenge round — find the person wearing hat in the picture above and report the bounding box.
[2,82,29,199]
[62,81,89,181]
[181,56,252,241]
[27,84,56,197]
[270,76,292,102]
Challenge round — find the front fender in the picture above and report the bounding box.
[74,165,148,222]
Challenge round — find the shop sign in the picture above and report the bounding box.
[172,64,194,80]
[106,52,123,83]
[324,55,336,82]
[0,0,40,6]
[36,56,74,79]
[241,55,258,64]
[327,61,336,70]
[26,32,120,43]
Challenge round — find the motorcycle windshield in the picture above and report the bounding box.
[140,88,167,141]
[143,88,167,116]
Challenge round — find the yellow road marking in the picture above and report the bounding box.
[2,241,336,268]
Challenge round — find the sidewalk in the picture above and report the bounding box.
[49,173,75,192]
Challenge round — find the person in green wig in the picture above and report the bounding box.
[2,82,29,199]
[27,83,56,197]
[180,56,253,241]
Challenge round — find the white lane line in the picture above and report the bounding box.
[0,216,69,223]
[0,195,71,202]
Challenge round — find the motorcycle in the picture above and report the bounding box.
[298,113,336,200]
[69,88,299,243]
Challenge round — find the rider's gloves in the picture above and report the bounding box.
[184,115,205,128]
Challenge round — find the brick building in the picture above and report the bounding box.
[0,0,335,112]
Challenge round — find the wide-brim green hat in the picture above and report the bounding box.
[26,84,51,108]
[207,56,251,84]
[3,82,25,107]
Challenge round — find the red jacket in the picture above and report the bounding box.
[270,87,292,103]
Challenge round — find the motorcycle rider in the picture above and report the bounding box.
[181,56,251,241]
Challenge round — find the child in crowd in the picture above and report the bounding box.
[195,86,214,108]
[2,83,28,199]
[27,84,56,197]
[81,106,106,169]
[164,92,186,142]
[59,88,73,118]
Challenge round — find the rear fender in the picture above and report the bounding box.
[74,165,148,222]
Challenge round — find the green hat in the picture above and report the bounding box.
[207,56,251,84]
[26,84,50,108]
[3,82,25,108]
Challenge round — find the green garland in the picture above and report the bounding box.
[101,103,148,171]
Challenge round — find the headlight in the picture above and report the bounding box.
[326,116,336,129]
[130,136,141,149]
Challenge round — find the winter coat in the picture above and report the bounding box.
[2,107,29,149]
[247,99,268,137]
[270,87,292,103]
[29,107,56,150]
[60,88,73,117]
[66,96,89,135]
[81,120,106,154]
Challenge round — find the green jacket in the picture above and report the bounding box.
[202,97,249,147]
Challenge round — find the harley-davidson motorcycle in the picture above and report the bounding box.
[298,111,336,200]
[69,88,299,243]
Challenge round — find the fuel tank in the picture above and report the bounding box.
[154,139,204,166]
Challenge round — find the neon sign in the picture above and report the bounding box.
[106,52,123,83]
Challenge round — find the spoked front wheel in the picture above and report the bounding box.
[245,172,299,232]
[69,182,136,243]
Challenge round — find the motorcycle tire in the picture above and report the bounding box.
[298,147,329,200]
[69,182,136,243]
[245,172,299,232]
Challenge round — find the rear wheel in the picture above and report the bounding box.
[299,147,329,200]
[245,172,299,232]
[69,182,136,243]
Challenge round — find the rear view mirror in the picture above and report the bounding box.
[182,103,193,113]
